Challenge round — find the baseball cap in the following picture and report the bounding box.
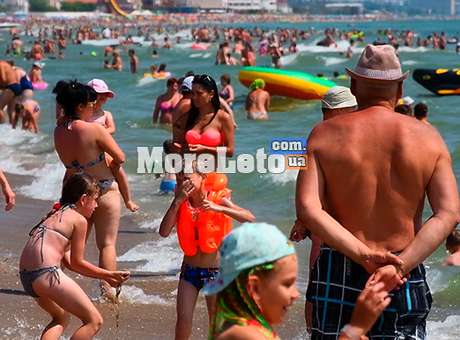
[203,223,295,295]
[33,61,43,69]
[87,78,115,98]
[321,86,357,109]
[181,76,194,92]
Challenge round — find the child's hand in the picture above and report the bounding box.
[201,199,222,212]
[3,187,15,211]
[176,179,195,202]
[107,270,130,287]
[125,200,139,212]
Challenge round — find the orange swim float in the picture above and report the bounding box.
[177,173,232,256]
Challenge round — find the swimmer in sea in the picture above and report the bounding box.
[128,49,138,74]
[219,74,235,107]
[153,77,182,125]
[245,79,270,120]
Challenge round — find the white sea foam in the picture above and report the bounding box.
[120,285,170,305]
[427,315,460,339]
[138,218,162,231]
[267,169,298,185]
[297,39,351,54]
[280,53,298,65]
[18,161,64,201]
[426,265,459,294]
[189,53,203,58]
[320,56,348,66]
[81,39,120,46]
[202,52,212,58]
[398,46,429,53]
[137,76,158,87]
[118,237,182,273]
[402,60,418,66]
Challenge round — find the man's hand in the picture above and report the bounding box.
[289,219,311,242]
[367,264,406,292]
[361,249,404,274]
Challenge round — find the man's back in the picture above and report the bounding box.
[311,106,444,252]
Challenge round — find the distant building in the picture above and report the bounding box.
[226,0,277,11]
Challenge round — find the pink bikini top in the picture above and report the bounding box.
[185,128,223,147]
[160,101,175,112]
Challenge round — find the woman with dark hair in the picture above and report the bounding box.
[53,80,126,299]
[152,77,182,125]
[184,74,234,157]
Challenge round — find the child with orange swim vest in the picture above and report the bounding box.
[159,170,255,340]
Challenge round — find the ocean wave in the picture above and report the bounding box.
[18,161,64,201]
[138,218,162,231]
[118,238,182,273]
[136,76,158,87]
[280,53,298,65]
[297,39,351,54]
[402,60,418,66]
[120,285,170,305]
[427,315,460,339]
[267,169,298,185]
[398,46,429,53]
[319,56,348,66]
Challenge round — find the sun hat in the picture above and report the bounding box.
[346,44,409,82]
[203,223,295,295]
[33,61,43,69]
[181,75,194,91]
[321,86,357,109]
[87,79,115,98]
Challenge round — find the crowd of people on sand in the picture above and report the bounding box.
[1,17,460,340]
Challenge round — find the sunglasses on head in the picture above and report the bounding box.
[194,74,214,84]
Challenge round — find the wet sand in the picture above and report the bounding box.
[0,172,306,339]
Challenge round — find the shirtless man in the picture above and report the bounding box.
[31,41,44,61]
[294,45,460,339]
[0,60,20,123]
[128,49,138,74]
[245,79,270,120]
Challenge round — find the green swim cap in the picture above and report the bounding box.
[250,78,265,91]
[91,51,97,57]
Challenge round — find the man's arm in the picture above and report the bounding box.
[296,130,402,272]
[398,143,460,275]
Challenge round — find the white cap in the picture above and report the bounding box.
[321,86,357,109]
[181,76,194,91]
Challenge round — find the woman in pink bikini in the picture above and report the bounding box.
[152,77,182,125]
[184,74,234,158]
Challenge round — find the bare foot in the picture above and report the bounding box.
[126,200,139,212]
